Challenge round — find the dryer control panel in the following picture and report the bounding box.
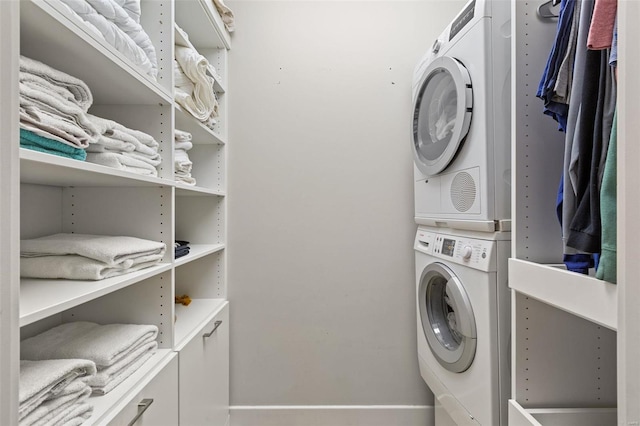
[414,230,496,272]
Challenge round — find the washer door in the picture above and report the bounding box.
[418,262,477,373]
[412,56,473,177]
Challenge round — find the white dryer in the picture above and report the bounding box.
[414,227,510,425]
[412,0,511,232]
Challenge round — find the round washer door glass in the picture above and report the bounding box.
[412,56,472,177]
[418,262,477,373]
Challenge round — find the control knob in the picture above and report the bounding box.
[461,245,473,260]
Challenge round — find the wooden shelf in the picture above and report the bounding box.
[20,0,172,105]
[20,263,171,326]
[174,244,225,267]
[174,299,227,350]
[174,0,230,50]
[509,258,617,330]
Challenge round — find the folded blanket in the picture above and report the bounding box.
[21,321,158,368]
[88,341,157,394]
[58,0,155,77]
[112,0,140,23]
[20,129,87,161]
[84,0,158,76]
[20,106,97,149]
[20,83,99,147]
[174,48,219,121]
[19,56,93,112]
[19,359,96,421]
[20,252,165,280]
[211,0,235,33]
[88,114,160,151]
[21,233,166,266]
[20,381,92,426]
[85,152,158,176]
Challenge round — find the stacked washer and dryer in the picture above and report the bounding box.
[411,1,512,425]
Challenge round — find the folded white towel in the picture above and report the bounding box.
[19,359,96,421]
[19,56,93,112]
[175,175,197,186]
[88,341,157,394]
[21,321,158,368]
[174,129,192,142]
[174,140,193,151]
[20,251,165,280]
[85,152,159,176]
[19,112,94,150]
[88,114,160,150]
[21,233,166,266]
[20,381,92,426]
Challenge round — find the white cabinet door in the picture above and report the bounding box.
[179,303,229,426]
[105,354,179,426]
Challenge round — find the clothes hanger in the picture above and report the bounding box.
[537,0,561,19]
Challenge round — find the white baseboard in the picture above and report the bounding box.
[230,405,434,426]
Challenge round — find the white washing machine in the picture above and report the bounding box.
[414,227,510,425]
[411,0,511,232]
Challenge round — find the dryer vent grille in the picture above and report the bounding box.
[450,172,476,212]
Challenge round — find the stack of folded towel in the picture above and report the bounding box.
[174,129,196,185]
[19,358,96,426]
[86,114,162,177]
[57,0,158,78]
[19,55,98,160]
[21,321,159,396]
[20,233,166,280]
[174,25,220,130]
[174,240,191,259]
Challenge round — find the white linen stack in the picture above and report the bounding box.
[19,55,98,158]
[21,322,159,396]
[19,359,96,426]
[20,233,166,280]
[86,114,162,177]
[174,129,196,186]
[56,0,158,78]
[174,25,220,130]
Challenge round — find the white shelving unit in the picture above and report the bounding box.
[0,0,232,423]
[509,0,626,424]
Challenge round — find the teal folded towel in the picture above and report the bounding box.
[20,128,86,161]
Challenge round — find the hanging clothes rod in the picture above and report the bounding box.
[537,0,560,19]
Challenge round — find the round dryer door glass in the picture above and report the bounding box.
[418,262,477,373]
[412,56,472,177]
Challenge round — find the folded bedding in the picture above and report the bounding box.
[20,106,96,149]
[84,0,158,76]
[20,129,87,161]
[21,233,166,266]
[19,359,96,421]
[21,321,159,368]
[20,252,165,280]
[174,48,219,122]
[19,56,93,112]
[57,0,156,77]
[87,341,157,395]
[85,152,159,176]
[112,0,141,23]
[20,381,92,426]
[174,129,192,142]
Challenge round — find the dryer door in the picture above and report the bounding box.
[418,262,477,373]
[412,56,473,177]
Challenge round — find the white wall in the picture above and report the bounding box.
[228,0,466,411]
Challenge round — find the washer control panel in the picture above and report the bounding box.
[415,230,496,272]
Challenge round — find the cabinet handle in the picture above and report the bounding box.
[127,398,154,426]
[203,320,223,339]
